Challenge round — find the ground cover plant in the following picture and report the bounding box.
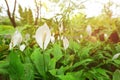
[0,0,120,80]
[0,23,120,80]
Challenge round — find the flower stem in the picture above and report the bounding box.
[42,50,47,80]
[64,50,67,65]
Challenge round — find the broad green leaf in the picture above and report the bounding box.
[24,47,33,63]
[0,61,9,74]
[70,59,93,70]
[95,68,109,78]
[92,68,110,80]
[113,69,120,80]
[48,44,63,71]
[23,63,34,80]
[31,48,45,77]
[0,61,9,68]
[69,40,80,53]
[49,66,70,78]
[31,48,50,79]
[65,70,84,80]
[48,58,56,69]
[0,68,8,74]
[85,68,110,80]
[8,51,24,80]
[49,69,57,77]
[0,45,8,52]
[58,73,79,80]
[80,46,92,58]
[56,66,69,75]
[52,43,63,61]
[113,60,120,65]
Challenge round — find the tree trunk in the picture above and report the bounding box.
[7,10,16,28]
[5,0,17,28]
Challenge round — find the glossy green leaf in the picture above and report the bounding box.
[58,73,79,80]
[71,59,93,69]
[52,43,63,61]
[8,51,24,80]
[31,48,50,79]
[23,63,34,80]
[113,70,120,80]
[0,61,9,74]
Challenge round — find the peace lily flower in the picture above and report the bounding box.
[112,53,120,60]
[77,39,80,43]
[50,33,55,44]
[80,34,83,39]
[9,30,22,50]
[63,37,69,50]
[86,25,92,36]
[35,23,51,50]
[104,33,108,40]
[19,44,26,51]
[61,35,64,40]
[57,36,60,40]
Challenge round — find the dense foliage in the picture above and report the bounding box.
[0,22,120,80]
[0,0,120,80]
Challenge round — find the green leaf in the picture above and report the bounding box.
[80,46,92,58]
[8,51,24,80]
[113,70,120,80]
[31,48,45,77]
[0,45,8,52]
[65,70,84,80]
[52,43,63,61]
[0,68,8,75]
[69,40,80,53]
[92,68,110,80]
[48,43,63,70]
[48,58,56,69]
[23,63,34,80]
[58,73,79,80]
[56,66,69,75]
[114,60,120,65]
[71,59,93,69]
[49,69,57,77]
[0,61,9,68]
[0,61,9,74]
[31,48,50,79]
[95,68,109,78]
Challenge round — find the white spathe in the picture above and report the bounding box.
[61,35,64,40]
[104,33,108,40]
[57,36,60,40]
[86,25,92,36]
[9,30,22,50]
[20,44,26,51]
[112,53,120,60]
[50,35,55,44]
[80,34,83,39]
[63,37,69,50]
[35,23,51,50]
